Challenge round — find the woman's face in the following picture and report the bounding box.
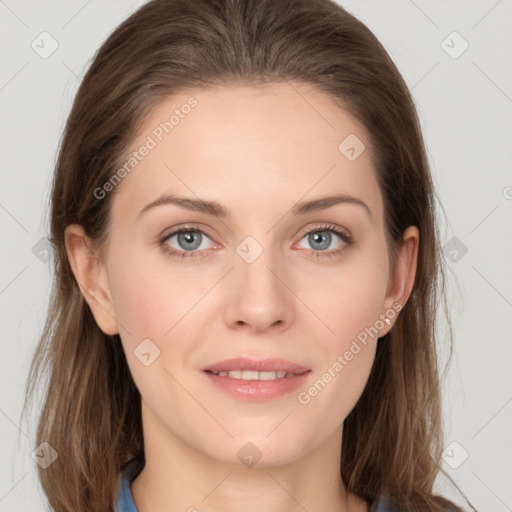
[69,82,417,467]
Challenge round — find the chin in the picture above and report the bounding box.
[201,434,309,469]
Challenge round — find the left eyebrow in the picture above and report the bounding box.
[291,194,372,219]
[137,193,372,220]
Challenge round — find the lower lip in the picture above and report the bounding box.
[203,370,311,400]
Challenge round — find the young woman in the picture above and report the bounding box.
[23,0,477,510]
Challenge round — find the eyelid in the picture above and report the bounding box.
[158,222,352,242]
[158,224,218,248]
[158,222,215,240]
[295,222,352,241]
[157,222,353,259]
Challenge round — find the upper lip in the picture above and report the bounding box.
[202,357,310,374]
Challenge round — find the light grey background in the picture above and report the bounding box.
[1,1,511,510]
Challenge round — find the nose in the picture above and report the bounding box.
[222,248,295,333]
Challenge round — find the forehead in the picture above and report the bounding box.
[109,82,383,226]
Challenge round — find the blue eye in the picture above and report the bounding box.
[295,224,353,260]
[299,229,345,251]
[158,223,353,260]
[159,227,215,260]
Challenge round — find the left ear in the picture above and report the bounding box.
[379,225,419,334]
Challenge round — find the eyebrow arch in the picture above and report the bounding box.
[137,193,371,219]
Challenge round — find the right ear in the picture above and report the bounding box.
[64,224,119,335]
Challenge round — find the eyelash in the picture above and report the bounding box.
[157,223,353,261]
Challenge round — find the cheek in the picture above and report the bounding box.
[106,249,203,385]
[301,247,389,344]
[107,246,185,337]
[294,242,388,414]
[107,255,189,406]
[297,277,382,430]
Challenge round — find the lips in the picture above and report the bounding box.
[202,357,312,400]
[202,357,310,375]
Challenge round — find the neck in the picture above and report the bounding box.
[130,400,366,512]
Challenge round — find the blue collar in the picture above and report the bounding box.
[115,461,140,512]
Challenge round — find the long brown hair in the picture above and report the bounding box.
[23,0,476,510]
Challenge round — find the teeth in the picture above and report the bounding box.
[213,370,292,380]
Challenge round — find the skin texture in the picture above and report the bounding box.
[65,82,419,512]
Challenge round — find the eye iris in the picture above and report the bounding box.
[178,231,202,250]
[309,231,331,251]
